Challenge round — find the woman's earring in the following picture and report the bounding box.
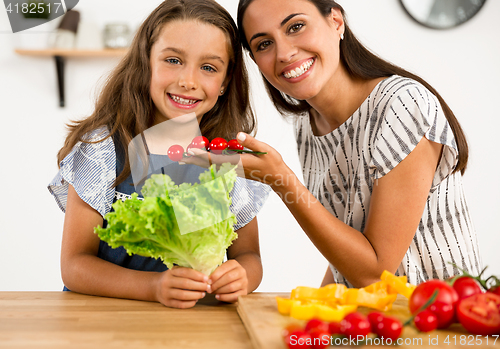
[220,88,225,96]
[340,33,344,40]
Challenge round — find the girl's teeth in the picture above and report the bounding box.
[284,59,314,79]
[171,95,197,105]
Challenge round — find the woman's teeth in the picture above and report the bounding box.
[170,94,198,105]
[283,59,314,79]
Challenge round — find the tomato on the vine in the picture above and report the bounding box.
[227,139,244,152]
[457,292,500,336]
[373,316,403,341]
[282,324,304,339]
[188,136,209,150]
[414,310,438,332]
[453,276,482,301]
[367,311,384,333]
[285,330,311,349]
[427,300,454,329]
[328,321,342,335]
[167,144,184,162]
[489,286,500,296]
[308,329,330,349]
[304,319,328,333]
[409,280,459,314]
[340,312,370,339]
[208,137,228,154]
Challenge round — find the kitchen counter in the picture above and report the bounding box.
[0,291,252,349]
[2,291,500,349]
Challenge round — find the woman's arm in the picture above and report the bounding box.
[208,217,263,302]
[235,133,442,288]
[61,184,208,308]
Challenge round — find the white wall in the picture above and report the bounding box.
[0,0,498,292]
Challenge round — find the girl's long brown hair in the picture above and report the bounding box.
[237,0,468,174]
[58,0,256,185]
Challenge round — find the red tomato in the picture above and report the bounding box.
[305,319,328,333]
[227,139,244,151]
[414,310,438,332]
[367,311,384,333]
[282,324,304,339]
[189,136,209,150]
[457,293,500,335]
[428,300,454,329]
[453,276,482,300]
[285,330,311,349]
[208,137,228,154]
[409,280,459,314]
[308,329,330,349]
[167,144,184,162]
[328,321,342,335]
[341,312,371,339]
[373,316,403,341]
[488,285,500,296]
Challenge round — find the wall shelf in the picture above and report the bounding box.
[15,48,128,107]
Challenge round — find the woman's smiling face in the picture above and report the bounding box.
[149,19,230,123]
[242,0,344,101]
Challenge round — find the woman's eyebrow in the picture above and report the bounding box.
[248,13,304,46]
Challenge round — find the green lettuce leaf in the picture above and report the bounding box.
[95,163,238,275]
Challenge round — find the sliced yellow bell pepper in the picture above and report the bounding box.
[380,270,416,299]
[290,302,317,320]
[317,283,347,302]
[290,286,320,300]
[276,297,300,316]
[316,304,358,322]
[276,271,416,321]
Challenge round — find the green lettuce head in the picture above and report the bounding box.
[95,163,238,275]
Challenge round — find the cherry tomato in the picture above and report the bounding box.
[367,311,385,333]
[308,329,330,349]
[373,316,403,341]
[457,292,500,335]
[340,312,371,339]
[427,300,455,329]
[227,139,244,152]
[167,144,184,162]
[328,321,342,335]
[453,276,482,301]
[188,136,209,150]
[488,285,500,296]
[409,280,459,314]
[285,330,311,349]
[282,324,304,339]
[208,137,228,154]
[305,319,329,333]
[414,310,438,332]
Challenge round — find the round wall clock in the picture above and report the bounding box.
[400,0,487,29]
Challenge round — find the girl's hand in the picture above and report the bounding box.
[208,260,248,303]
[155,266,209,309]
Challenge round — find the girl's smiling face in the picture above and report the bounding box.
[149,19,230,123]
[242,0,344,101]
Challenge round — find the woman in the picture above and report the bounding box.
[227,0,481,287]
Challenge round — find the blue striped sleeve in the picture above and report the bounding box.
[230,177,271,230]
[48,127,116,217]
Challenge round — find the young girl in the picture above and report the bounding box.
[48,0,270,308]
[218,0,481,287]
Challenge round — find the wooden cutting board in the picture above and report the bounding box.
[237,293,500,349]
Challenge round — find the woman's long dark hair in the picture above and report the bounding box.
[237,0,468,174]
[58,0,256,185]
